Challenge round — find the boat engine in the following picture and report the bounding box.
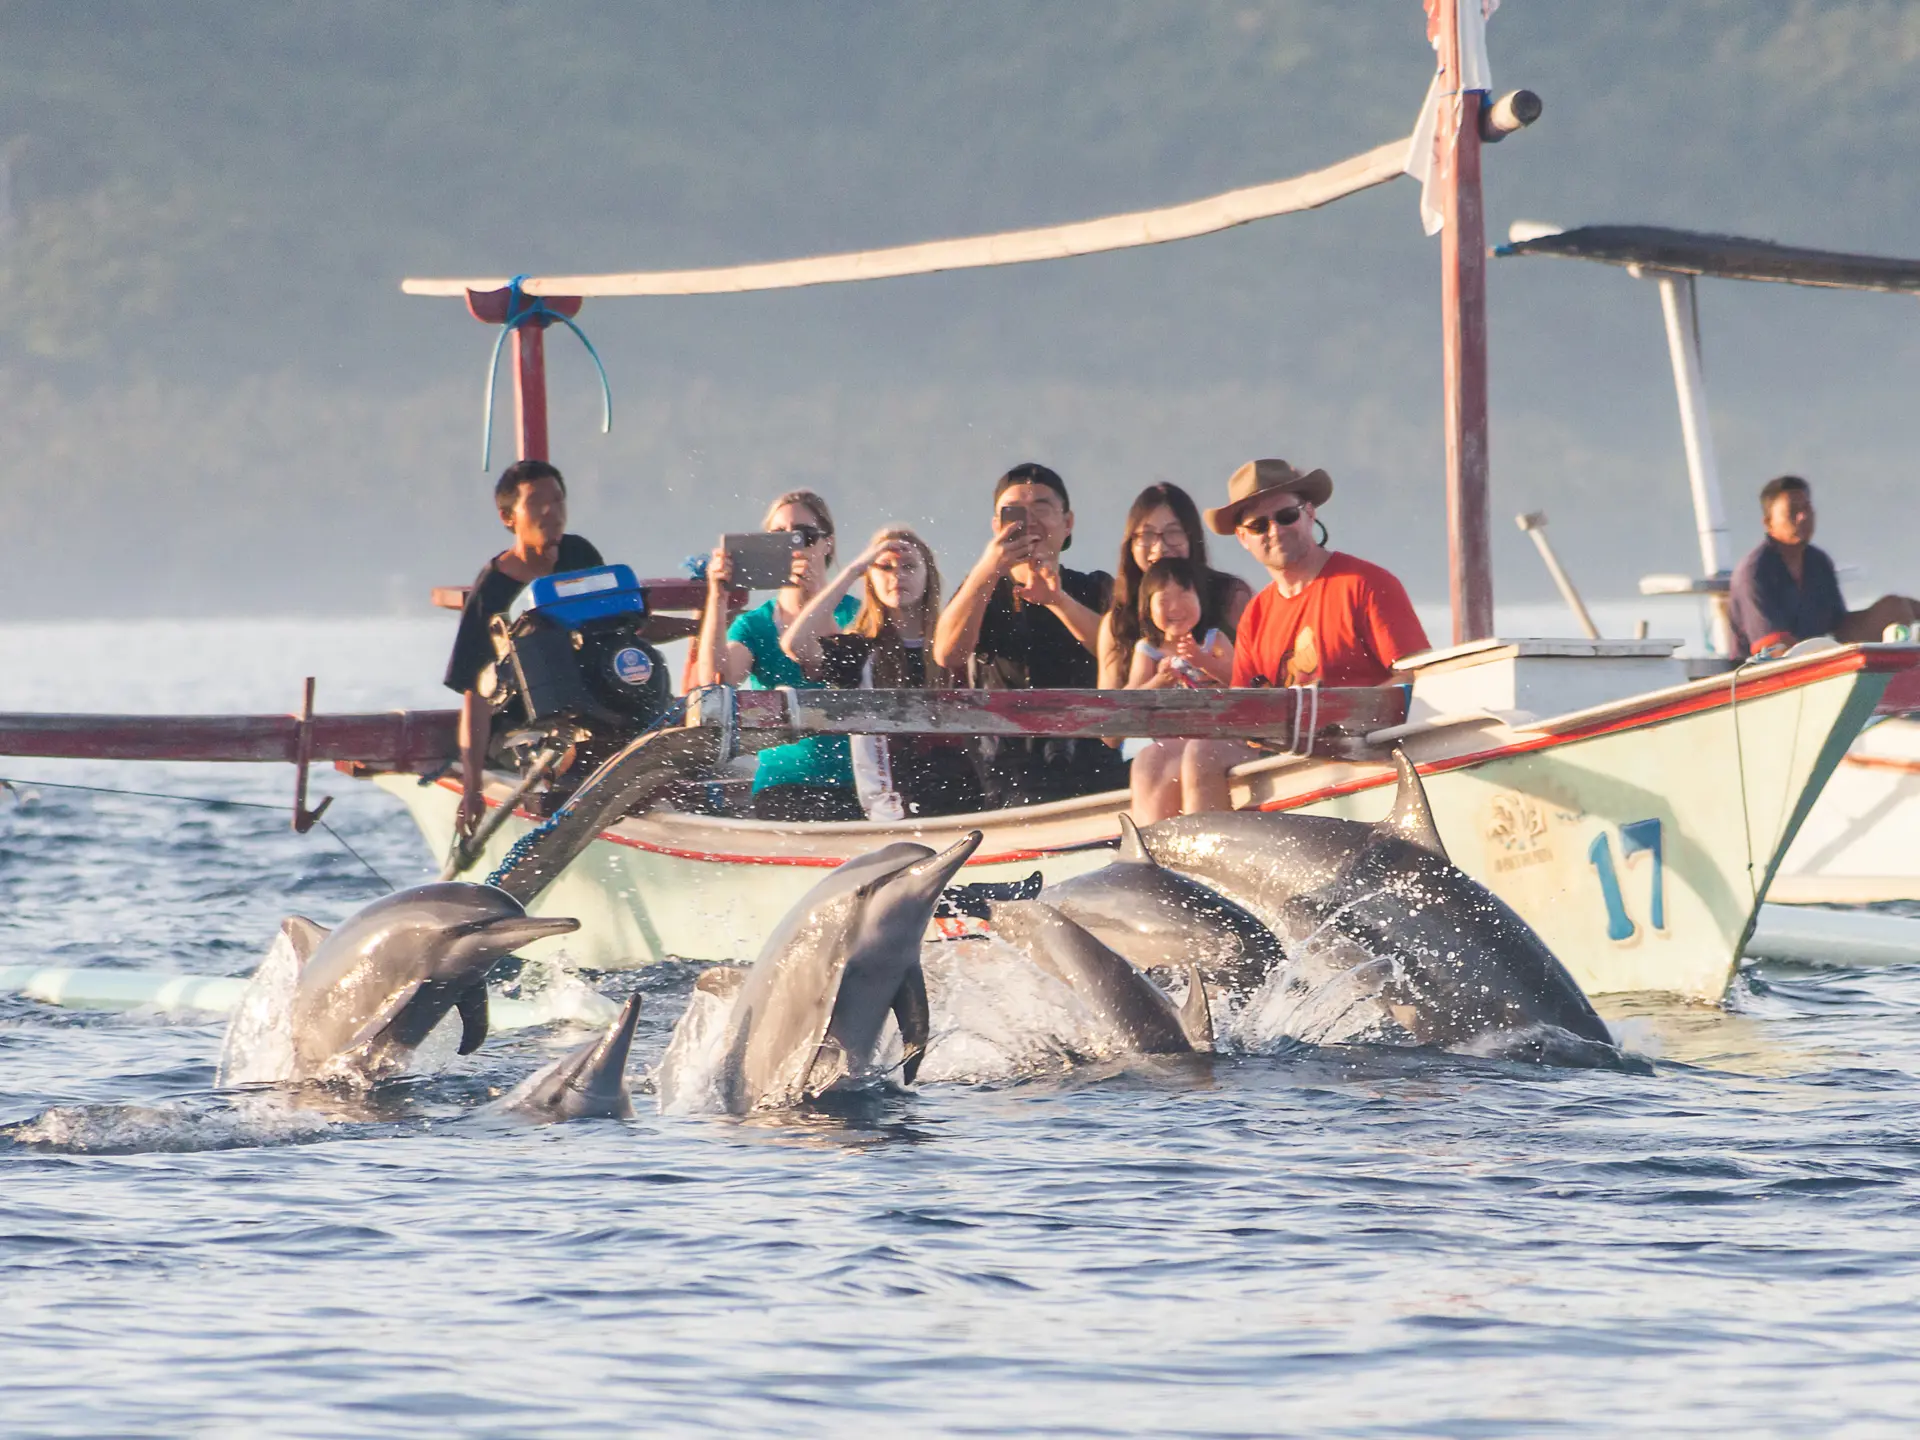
[480,565,676,777]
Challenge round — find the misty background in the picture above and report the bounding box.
[3,1,1916,624]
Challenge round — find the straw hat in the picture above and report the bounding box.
[1203,459,1334,535]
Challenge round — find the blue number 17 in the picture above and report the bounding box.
[1587,818,1665,942]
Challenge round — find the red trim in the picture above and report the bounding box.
[1260,644,1899,812]
[445,645,1907,864]
[1844,753,1920,777]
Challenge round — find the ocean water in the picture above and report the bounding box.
[4,614,1920,1437]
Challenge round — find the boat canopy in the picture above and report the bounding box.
[1496,224,1920,296]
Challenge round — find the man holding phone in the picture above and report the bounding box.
[934,462,1126,806]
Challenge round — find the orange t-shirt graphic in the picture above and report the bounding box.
[1231,553,1430,688]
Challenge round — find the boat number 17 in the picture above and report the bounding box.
[1586,819,1666,942]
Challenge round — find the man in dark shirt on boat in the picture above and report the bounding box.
[1729,475,1918,658]
[443,459,604,838]
[933,462,1127,807]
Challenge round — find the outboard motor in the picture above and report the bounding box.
[480,566,675,767]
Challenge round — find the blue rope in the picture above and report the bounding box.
[478,275,615,470]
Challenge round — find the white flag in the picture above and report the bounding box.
[1405,0,1500,236]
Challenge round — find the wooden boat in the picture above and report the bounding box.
[1497,223,1920,905]
[6,2,1913,1010]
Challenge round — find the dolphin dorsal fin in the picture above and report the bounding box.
[280,915,330,968]
[1116,814,1155,866]
[1374,749,1449,861]
[1178,966,1214,1052]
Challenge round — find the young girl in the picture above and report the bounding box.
[783,526,982,819]
[1126,559,1236,824]
[1126,558,1235,690]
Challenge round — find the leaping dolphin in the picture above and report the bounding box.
[669,832,982,1114]
[1040,816,1285,993]
[498,994,643,1122]
[1140,752,1617,1060]
[278,883,580,1085]
[988,900,1212,1055]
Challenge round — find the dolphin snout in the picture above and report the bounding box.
[908,830,984,894]
[470,914,582,950]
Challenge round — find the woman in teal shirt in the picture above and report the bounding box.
[692,490,861,822]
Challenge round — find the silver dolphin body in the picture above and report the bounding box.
[988,900,1212,1055]
[699,832,983,1114]
[280,883,580,1085]
[1041,815,1285,993]
[1141,753,1616,1059]
[500,994,643,1122]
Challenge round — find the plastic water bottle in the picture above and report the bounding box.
[1884,623,1914,644]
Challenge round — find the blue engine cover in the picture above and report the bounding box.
[508,565,648,628]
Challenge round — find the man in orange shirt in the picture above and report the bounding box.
[1131,458,1429,819]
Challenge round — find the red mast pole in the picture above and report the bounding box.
[513,325,550,461]
[1435,0,1494,643]
[464,286,583,470]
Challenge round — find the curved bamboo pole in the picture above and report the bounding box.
[402,137,1410,300]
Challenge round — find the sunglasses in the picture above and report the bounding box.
[1237,505,1303,536]
[776,523,829,547]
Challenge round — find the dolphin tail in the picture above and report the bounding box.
[1116,814,1154,865]
[280,915,330,967]
[455,982,490,1055]
[891,962,931,1086]
[1375,748,1449,860]
[1178,965,1214,1051]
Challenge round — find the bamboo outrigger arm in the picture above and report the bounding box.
[401,139,1413,301]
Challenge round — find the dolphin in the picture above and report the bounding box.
[498,994,643,1122]
[1139,752,1617,1060]
[988,900,1212,1055]
[680,831,982,1114]
[278,883,580,1085]
[1040,816,1285,993]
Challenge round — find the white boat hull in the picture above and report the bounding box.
[1770,716,1920,904]
[377,644,1897,1003]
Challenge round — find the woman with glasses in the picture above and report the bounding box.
[782,525,983,819]
[1096,483,1253,690]
[693,490,863,823]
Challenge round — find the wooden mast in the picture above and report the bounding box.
[1434,0,1495,642]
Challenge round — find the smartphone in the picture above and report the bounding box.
[722,530,806,589]
[997,503,1028,538]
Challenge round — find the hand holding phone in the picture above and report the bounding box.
[720,530,806,589]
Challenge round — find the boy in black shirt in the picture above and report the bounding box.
[443,460,603,837]
[933,462,1127,806]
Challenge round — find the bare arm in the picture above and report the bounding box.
[691,542,754,686]
[782,544,885,675]
[1016,560,1102,655]
[1124,643,1159,689]
[1190,631,1236,686]
[1096,613,1130,690]
[933,520,1026,673]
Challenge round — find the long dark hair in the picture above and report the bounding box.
[1109,483,1212,654]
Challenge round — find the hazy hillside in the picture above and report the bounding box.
[2,1,1916,620]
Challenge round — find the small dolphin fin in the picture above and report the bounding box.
[696,965,750,999]
[1178,965,1214,1051]
[1116,814,1154,866]
[891,962,931,1087]
[1374,748,1448,860]
[280,915,330,968]
[455,983,490,1055]
[345,979,424,1053]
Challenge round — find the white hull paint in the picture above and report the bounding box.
[1771,716,1920,904]
[378,645,1896,1003]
